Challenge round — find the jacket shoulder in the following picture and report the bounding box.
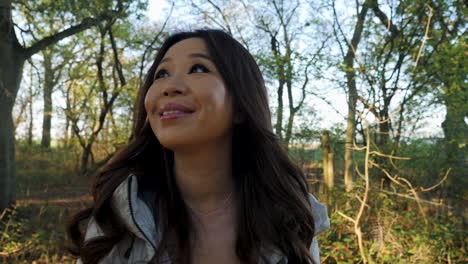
[307,193,330,236]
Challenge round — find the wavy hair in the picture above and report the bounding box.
[66,29,316,264]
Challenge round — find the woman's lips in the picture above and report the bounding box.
[160,112,194,121]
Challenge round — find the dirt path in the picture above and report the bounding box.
[16,195,92,209]
[15,185,91,210]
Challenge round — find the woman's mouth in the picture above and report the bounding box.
[160,110,195,121]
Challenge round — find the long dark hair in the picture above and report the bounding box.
[66,29,316,264]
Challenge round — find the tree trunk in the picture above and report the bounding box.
[64,79,75,147]
[271,35,285,144]
[343,0,370,192]
[27,74,34,145]
[0,3,26,210]
[0,100,17,210]
[377,106,393,189]
[41,52,53,148]
[275,81,284,141]
[344,94,356,192]
[284,105,295,149]
[64,114,70,147]
[442,98,467,167]
[80,144,92,175]
[442,92,468,200]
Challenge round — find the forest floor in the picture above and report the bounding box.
[16,186,90,209]
[0,180,90,264]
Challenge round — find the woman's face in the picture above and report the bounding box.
[144,37,234,150]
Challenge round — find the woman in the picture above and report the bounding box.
[67,29,329,264]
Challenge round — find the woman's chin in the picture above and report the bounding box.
[158,137,195,152]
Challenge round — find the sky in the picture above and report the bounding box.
[148,0,171,20]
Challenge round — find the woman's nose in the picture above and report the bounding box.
[162,76,189,96]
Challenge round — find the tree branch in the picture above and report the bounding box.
[23,12,116,59]
[369,0,401,38]
[109,28,126,87]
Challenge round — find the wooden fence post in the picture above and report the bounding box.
[328,152,335,188]
[321,131,335,189]
[321,131,329,188]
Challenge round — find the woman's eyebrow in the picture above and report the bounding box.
[189,53,213,62]
[159,53,214,65]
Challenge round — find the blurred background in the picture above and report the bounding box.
[0,0,466,263]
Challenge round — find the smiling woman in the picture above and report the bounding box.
[145,38,237,152]
[66,29,329,264]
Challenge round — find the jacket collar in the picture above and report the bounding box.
[112,174,158,261]
[111,174,329,263]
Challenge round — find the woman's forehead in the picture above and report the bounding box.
[163,38,208,59]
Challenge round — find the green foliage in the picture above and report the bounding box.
[319,188,467,263]
[395,137,467,203]
[395,138,447,185]
[288,147,322,166]
[15,141,88,198]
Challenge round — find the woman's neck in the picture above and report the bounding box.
[172,140,235,213]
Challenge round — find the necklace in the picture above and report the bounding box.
[185,191,234,216]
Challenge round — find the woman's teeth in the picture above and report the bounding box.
[162,110,191,116]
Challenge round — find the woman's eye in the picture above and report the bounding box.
[190,64,210,74]
[154,69,169,80]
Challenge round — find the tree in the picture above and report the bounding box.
[0,0,141,211]
[12,60,41,145]
[40,46,73,148]
[412,0,466,200]
[250,0,329,149]
[68,22,129,175]
[15,1,80,149]
[331,0,442,190]
[62,15,169,175]
[331,0,371,191]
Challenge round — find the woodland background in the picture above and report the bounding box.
[0,0,466,263]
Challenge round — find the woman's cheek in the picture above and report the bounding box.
[144,88,157,116]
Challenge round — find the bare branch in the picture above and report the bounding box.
[337,210,356,224]
[412,4,433,71]
[138,3,173,86]
[23,11,117,58]
[419,168,450,192]
[368,151,410,160]
[109,27,126,87]
[369,0,401,38]
[381,190,451,208]
[206,0,233,35]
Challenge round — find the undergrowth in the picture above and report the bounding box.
[318,187,467,263]
[0,205,75,264]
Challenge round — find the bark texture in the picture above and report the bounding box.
[41,52,53,148]
[342,0,370,192]
[0,4,25,210]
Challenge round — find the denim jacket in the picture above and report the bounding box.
[77,174,330,263]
